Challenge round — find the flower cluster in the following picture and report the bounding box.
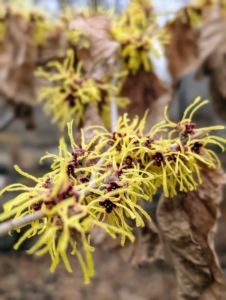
[0,98,225,282]
[173,0,226,28]
[0,0,60,46]
[36,49,129,129]
[59,6,87,47]
[31,12,61,47]
[111,0,170,74]
[0,138,132,284]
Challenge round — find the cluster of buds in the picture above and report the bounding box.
[0,98,225,283]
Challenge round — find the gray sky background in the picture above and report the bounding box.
[36,0,190,20]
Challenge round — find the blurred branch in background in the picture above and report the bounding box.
[89,0,98,11]
[0,110,15,132]
[0,210,44,237]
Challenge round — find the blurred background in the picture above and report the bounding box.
[0,0,226,299]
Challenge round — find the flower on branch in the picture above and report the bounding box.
[36,50,129,130]
[0,98,225,284]
[111,0,170,74]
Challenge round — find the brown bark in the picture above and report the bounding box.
[165,13,198,84]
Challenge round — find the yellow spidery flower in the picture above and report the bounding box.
[111,0,170,74]
[60,6,84,46]
[1,0,62,46]
[31,12,62,47]
[185,0,214,27]
[0,139,132,283]
[0,98,225,283]
[89,97,225,197]
[36,49,129,130]
[174,0,225,28]
[148,97,225,191]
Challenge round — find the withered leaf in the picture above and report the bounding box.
[0,12,37,128]
[196,3,226,119]
[0,12,37,107]
[37,25,69,65]
[70,13,119,77]
[164,11,198,84]
[157,163,226,300]
[119,68,172,132]
[196,3,225,71]
[127,219,164,267]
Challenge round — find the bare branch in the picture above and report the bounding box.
[110,63,120,132]
[0,127,211,238]
[0,210,44,237]
[0,153,107,238]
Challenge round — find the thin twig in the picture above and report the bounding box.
[88,156,107,183]
[110,63,120,132]
[110,90,118,132]
[0,125,208,237]
[0,155,106,237]
[0,210,44,237]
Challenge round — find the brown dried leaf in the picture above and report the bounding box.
[0,13,37,108]
[209,73,226,119]
[164,13,198,83]
[157,164,226,300]
[196,3,226,119]
[119,68,172,132]
[128,219,164,267]
[196,3,225,72]
[70,13,119,77]
[0,12,38,128]
[37,25,69,65]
